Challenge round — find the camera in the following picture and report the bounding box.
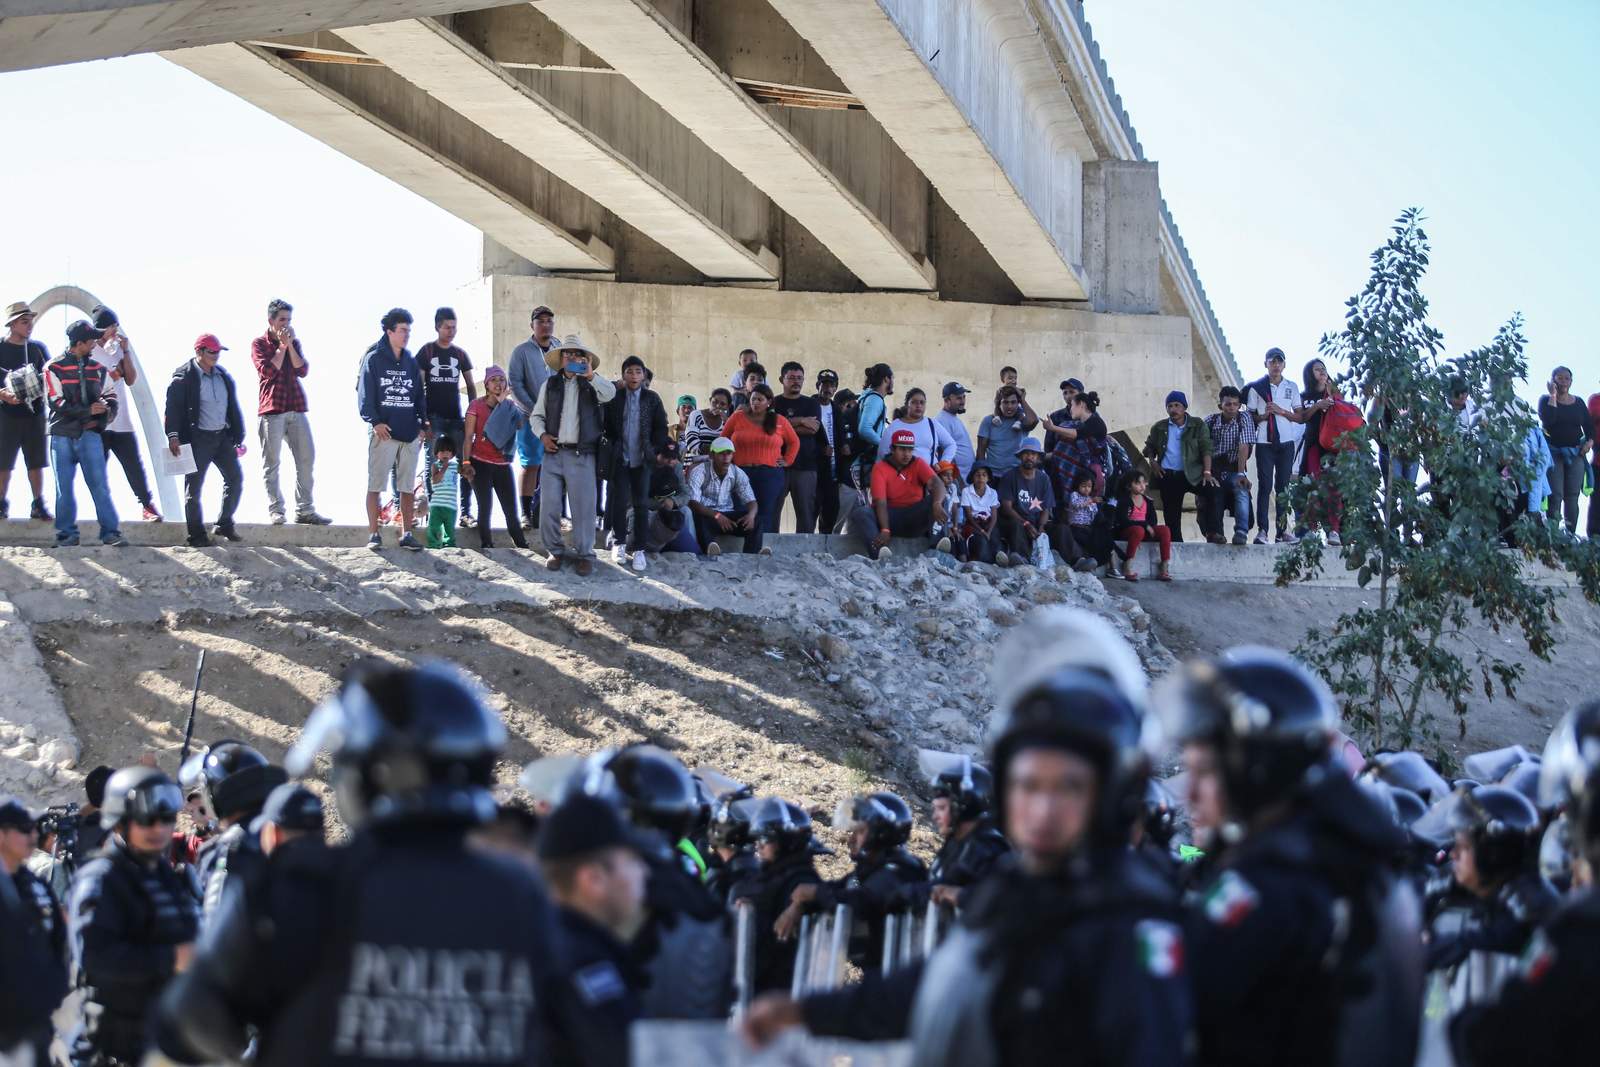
[38,802,80,858]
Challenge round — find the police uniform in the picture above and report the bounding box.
[928,821,1009,889]
[627,848,732,1019]
[813,845,927,969]
[70,835,200,1066]
[3,843,69,1060]
[193,821,268,923]
[731,850,822,994]
[548,908,644,1067]
[704,849,758,908]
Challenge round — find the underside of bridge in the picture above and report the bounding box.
[4,0,1237,432]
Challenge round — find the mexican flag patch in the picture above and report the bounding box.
[1519,929,1556,985]
[1135,919,1185,978]
[1203,870,1260,928]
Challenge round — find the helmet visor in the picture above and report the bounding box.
[125,782,183,825]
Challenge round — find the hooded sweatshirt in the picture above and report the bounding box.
[357,336,428,443]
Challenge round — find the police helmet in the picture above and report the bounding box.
[286,661,505,829]
[1539,699,1600,865]
[100,766,184,831]
[921,750,994,824]
[708,787,757,850]
[178,740,287,822]
[839,792,914,854]
[1498,762,1542,812]
[579,745,701,840]
[1142,778,1179,848]
[1386,785,1428,829]
[1449,784,1541,884]
[1160,647,1336,820]
[747,797,825,858]
[1360,751,1451,805]
[990,663,1154,850]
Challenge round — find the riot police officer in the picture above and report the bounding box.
[1164,646,1424,1067]
[156,661,570,1067]
[910,754,1009,911]
[703,787,759,907]
[180,739,287,922]
[0,795,69,1063]
[69,766,198,1067]
[730,797,827,996]
[745,609,1193,1066]
[779,792,926,971]
[1449,698,1600,1063]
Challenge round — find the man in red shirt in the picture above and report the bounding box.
[848,428,951,561]
[251,298,330,525]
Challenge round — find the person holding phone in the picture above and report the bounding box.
[1539,365,1594,534]
[529,336,614,575]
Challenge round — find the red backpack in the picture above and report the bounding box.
[1319,399,1366,452]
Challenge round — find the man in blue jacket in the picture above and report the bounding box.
[357,308,429,551]
[164,332,245,547]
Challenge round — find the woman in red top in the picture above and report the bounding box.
[1109,470,1172,582]
[719,382,800,538]
[461,367,529,550]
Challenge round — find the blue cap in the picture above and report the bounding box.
[1018,437,1045,455]
[1165,390,1188,409]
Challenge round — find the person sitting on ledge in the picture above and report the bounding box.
[849,428,951,563]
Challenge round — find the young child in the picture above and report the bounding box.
[1112,471,1172,581]
[935,460,963,527]
[999,365,1019,389]
[958,463,1001,564]
[426,436,461,549]
[1066,471,1105,573]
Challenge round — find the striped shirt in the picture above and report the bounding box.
[429,457,460,514]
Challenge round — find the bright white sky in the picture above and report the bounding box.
[1,1,1596,524]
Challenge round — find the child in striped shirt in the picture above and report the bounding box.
[426,435,461,548]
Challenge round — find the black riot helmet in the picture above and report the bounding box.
[179,740,287,823]
[1142,778,1179,848]
[1160,647,1337,821]
[1499,762,1543,812]
[1449,784,1541,884]
[286,660,504,830]
[921,751,994,824]
[100,766,183,832]
[1386,785,1428,829]
[1539,699,1600,867]
[707,787,757,850]
[578,745,701,841]
[1361,751,1451,805]
[990,664,1154,850]
[840,792,914,855]
[748,797,826,859]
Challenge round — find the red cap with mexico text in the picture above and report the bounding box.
[193,333,229,353]
[890,429,917,448]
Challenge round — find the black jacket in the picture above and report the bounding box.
[1110,492,1163,534]
[164,359,245,447]
[548,907,644,1067]
[731,850,822,995]
[0,868,69,1051]
[44,352,117,438]
[814,846,929,969]
[69,838,200,1063]
[602,385,669,468]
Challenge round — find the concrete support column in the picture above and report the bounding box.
[1081,160,1160,315]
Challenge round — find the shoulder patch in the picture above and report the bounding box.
[573,961,627,1007]
[1203,869,1260,928]
[1519,929,1556,985]
[1135,919,1184,978]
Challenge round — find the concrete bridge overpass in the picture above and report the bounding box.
[3,0,1239,433]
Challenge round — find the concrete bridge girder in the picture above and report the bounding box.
[766,0,1090,303]
[162,41,614,273]
[337,17,778,282]
[528,0,936,293]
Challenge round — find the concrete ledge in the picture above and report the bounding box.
[2,522,1581,589]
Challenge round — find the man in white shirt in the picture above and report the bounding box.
[686,437,761,554]
[89,304,160,521]
[1244,347,1303,544]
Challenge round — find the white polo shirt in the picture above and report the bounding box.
[1245,375,1304,446]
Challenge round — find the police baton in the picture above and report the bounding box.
[178,649,207,767]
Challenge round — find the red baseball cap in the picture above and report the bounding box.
[193,333,228,353]
[890,429,917,449]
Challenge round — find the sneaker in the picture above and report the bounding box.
[459,514,476,529]
[1073,557,1096,573]
[994,551,1010,567]
[294,512,333,525]
[139,504,160,522]
[934,536,952,554]
[213,525,242,542]
[1206,534,1226,546]
[398,532,423,552]
[270,513,287,526]
[545,554,564,572]
[706,541,722,558]
[522,513,539,530]
[30,500,51,522]
[53,537,79,548]
[1326,530,1342,547]
[631,550,647,572]
[367,533,383,552]
[1252,532,1268,546]
[759,545,773,557]
[101,534,128,547]
[575,557,593,577]
[876,546,893,562]
[185,535,212,548]
[1276,531,1299,544]
[612,544,627,565]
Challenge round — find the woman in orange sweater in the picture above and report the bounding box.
[721,382,800,537]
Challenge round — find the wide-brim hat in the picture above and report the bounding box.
[3,302,33,326]
[543,334,600,372]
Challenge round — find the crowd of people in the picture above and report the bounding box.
[0,608,1593,1066]
[2,299,1594,566]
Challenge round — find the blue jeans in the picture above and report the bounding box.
[741,464,786,537]
[1254,441,1297,535]
[1205,470,1253,539]
[52,432,121,543]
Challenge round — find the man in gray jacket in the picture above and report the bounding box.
[507,305,556,528]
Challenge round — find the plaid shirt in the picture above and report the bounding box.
[1205,411,1256,466]
[687,461,755,512]
[251,330,309,415]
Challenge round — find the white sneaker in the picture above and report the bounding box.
[994,551,1010,567]
[935,536,952,554]
[631,550,647,572]
[612,544,627,564]
[759,545,773,556]
[706,541,722,558]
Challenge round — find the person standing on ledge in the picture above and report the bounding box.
[0,301,52,522]
[88,304,160,522]
[357,308,428,552]
[164,333,245,548]
[45,319,124,547]
[251,298,330,526]
[531,335,613,576]
[507,305,557,529]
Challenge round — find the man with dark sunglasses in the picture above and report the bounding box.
[67,767,198,1067]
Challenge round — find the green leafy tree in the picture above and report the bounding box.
[1275,209,1600,759]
